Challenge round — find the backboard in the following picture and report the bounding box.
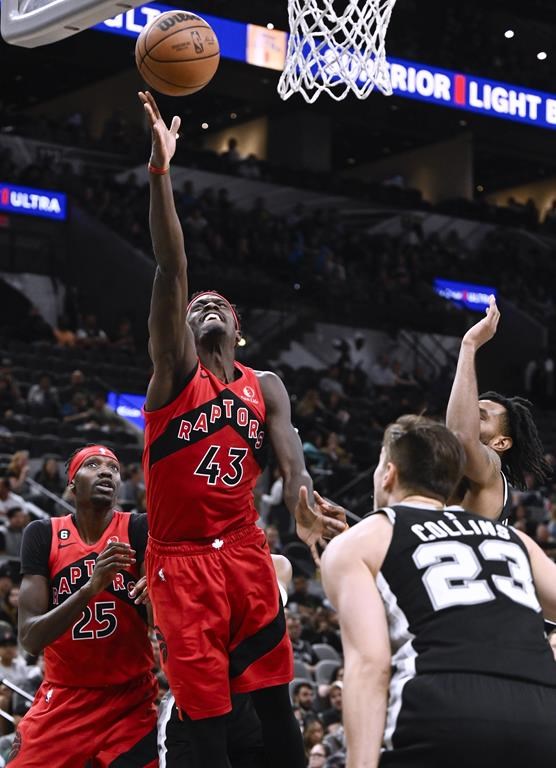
[1,0,145,47]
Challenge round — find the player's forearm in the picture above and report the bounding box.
[446,340,480,443]
[149,172,187,274]
[344,659,389,768]
[20,583,95,656]
[283,469,313,517]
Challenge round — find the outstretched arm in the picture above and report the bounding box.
[260,372,346,551]
[321,525,391,768]
[446,295,501,485]
[139,91,197,411]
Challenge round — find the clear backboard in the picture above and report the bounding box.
[1,0,145,47]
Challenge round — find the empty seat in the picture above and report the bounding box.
[314,659,341,685]
[293,659,313,681]
[312,643,341,662]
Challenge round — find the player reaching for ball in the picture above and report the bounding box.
[138,90,346,768]
[446,295,551,521]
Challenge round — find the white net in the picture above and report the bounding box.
[278,0,398,103]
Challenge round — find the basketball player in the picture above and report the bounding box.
[10,445,158,767]
[446,295,550,521]
[321,415,556,768]
[138,90,345,768]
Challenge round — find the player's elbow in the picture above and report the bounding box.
[19,623,43,657]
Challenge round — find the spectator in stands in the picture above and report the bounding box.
[264,523,282,554]
[112,317,136,353]
[369,353,398,388]
[62,391,91,424]
[59,370,89,405]
[304,720,325,761]
[0,507,29,558]
[289,575,323,610]
[0,586,19,634]
[319,366,345,399]
[320,681,343,734]
[239,154,262,180]
[308,742,331,768]
[0,375,22,417]
[6,452,30,498]
[0,621,40,690]
[0,569,13,612]
[0,479,27,522]
[292,681,318,723]
[130,487,147,515]
[118,464,144,508]
[221,137,241,172]
[260,467,284,524]
[33,457,64,499]
[304,606,342,653]
[26,373,60,419]
[81,392,120,431]
[288,614,318,666]
[75,313,108,347]
[295,390,326,426]
[53,315,76,348]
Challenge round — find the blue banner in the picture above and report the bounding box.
[107,391,145,430]
[0,183,67,221]
[94,3,556,131]
[434,278,496,313]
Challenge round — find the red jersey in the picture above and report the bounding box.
[22,512,154,688]
[143,360,267,541]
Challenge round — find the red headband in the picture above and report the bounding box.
[186,292,240,330]
[68,445,120,485]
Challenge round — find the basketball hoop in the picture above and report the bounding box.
[278,0,398,103]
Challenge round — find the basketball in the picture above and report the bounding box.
[135,11,220,97]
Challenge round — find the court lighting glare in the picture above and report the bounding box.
[537,51,548,60]
[266,22,274,30]
[201,122,209,129]
[504,29,515,39]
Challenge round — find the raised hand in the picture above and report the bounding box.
[462,294,500,350]
[295,486,347,564]
[86,542,136,596]
[138,90,181,170]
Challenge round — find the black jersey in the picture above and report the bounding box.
[377,504,556,691]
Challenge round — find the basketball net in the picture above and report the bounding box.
[278,0,398,103]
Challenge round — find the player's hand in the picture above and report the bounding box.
[130,575,150,606]
[86,542,136,596]
[313,491,348,536]
[138,90,181,169]
[462,295,500,350]
[295,487,348,565]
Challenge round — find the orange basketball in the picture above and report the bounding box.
[135,11,220,97]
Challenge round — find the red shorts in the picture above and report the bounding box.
[8,674,158,767]
[146,524,293,719]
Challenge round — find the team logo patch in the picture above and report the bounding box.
[45,688,54,703]
[242,386,259,404]
[107,536,119,544]
[7,731,22,761]
[57,529,70,541]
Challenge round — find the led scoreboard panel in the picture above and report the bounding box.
[94,2,556,132]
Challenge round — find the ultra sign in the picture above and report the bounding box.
[95,3,556,131]
[0,183,67,220]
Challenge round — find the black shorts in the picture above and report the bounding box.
[158,692,264,768]
[380,672,556,768]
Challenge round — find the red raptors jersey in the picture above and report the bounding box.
[143,360,267,541]
[45,513,154,687]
